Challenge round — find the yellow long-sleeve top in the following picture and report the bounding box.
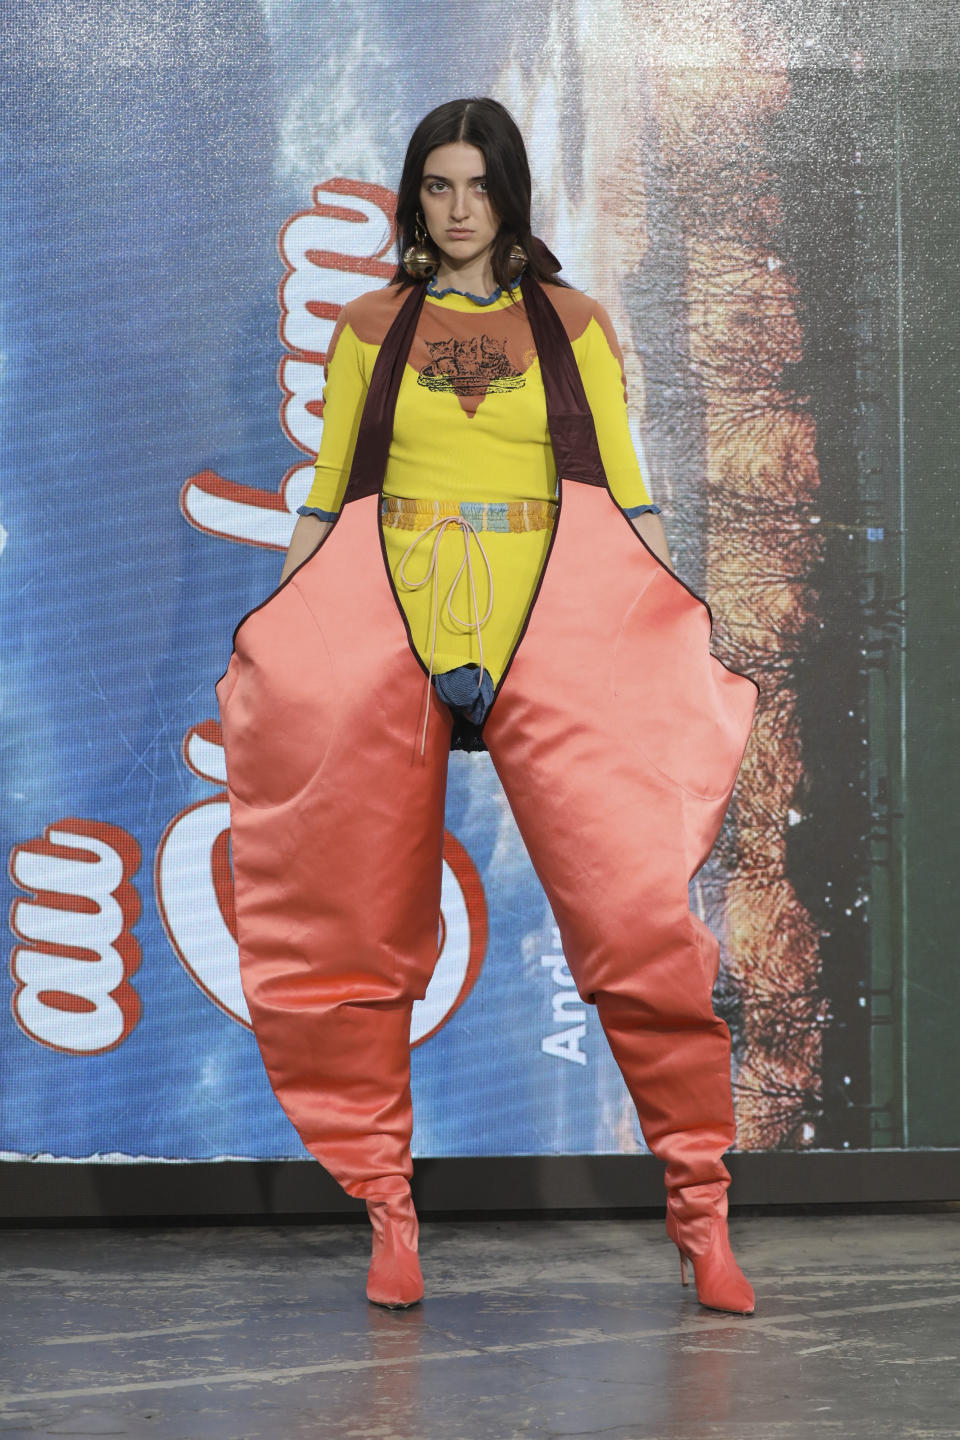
[300,275,658,684]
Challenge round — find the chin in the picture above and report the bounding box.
[440,243,492,267]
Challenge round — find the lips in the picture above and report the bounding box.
[447,230,473,237]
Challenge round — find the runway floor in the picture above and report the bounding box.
[1,1211,958,1439]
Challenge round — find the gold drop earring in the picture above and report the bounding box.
[402,212,439,279]
[506,243,528,278]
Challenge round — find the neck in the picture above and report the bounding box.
[433,251,497,298]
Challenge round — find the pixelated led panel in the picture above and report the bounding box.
[1,0,938,1158]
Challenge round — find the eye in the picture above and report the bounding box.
[476,180,488,193]
[425,180,448,194]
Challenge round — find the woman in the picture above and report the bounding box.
[217,97,758,1316]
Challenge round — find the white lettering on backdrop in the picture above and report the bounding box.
[180,178,396,549]
[540,925,587,1065]
[9,822,142,1053]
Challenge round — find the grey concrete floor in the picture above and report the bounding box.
[0,1213,958,1440]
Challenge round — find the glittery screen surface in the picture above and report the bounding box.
[1,0,956,1159]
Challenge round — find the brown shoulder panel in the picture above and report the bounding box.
[585,298,626,365]
[538,283,597,344]
[338,282,409,347]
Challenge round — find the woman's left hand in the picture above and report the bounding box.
[631,511,673,571]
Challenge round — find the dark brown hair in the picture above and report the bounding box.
[391,97,568,296]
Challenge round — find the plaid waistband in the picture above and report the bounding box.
[381,496,556,534]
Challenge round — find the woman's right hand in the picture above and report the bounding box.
[280,513,332,584]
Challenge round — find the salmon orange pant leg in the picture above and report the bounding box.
[216,496,452,1200]
[483,483,757,1194]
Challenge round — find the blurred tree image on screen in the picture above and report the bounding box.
[494,1,825,1149]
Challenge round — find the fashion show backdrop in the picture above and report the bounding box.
[2,0,957,1164]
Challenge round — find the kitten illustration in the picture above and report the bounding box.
[419,334,525,396]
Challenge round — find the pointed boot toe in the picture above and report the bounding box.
[365,1192,424,1309]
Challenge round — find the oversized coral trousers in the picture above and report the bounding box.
[216,477,757,1203]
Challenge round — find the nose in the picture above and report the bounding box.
[449,187,472,220]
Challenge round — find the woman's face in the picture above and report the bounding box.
[419,142,499,270]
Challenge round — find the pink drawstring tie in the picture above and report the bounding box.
[397,515,494,756]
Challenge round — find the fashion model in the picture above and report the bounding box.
[217,97,758,1316]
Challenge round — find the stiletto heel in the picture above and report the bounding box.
[678,1247,690,1287]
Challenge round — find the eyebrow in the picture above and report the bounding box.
[421,172,487,183]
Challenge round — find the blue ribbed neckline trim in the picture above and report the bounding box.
[426,273,522,306]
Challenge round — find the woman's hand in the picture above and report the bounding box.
[630,511,673,571]
[280,513,332,584]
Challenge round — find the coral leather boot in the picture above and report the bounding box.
[665,1181,755,1315]
[365,1189,424,1309]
